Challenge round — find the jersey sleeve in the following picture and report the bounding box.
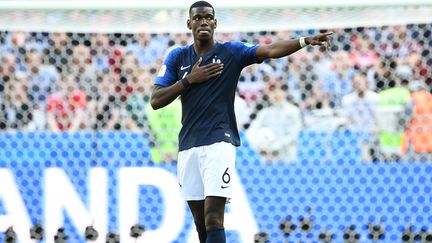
[226,41,260,68]
[154,47,181,87]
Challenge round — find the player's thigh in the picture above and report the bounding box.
[178,147,205,200]
[201,142,236,198]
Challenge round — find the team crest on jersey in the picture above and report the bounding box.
[157,65,167,77]
[212,56,221,64]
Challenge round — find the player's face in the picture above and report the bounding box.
[188,7,217,41]
[353,75,368,92]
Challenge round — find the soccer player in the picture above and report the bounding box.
[150,1,332,242]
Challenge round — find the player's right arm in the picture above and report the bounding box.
[150,84,184,110]
[255,32,333,62]
[151,55,223,110]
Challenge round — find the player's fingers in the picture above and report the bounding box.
[193,57,202,68]
[203,63,224,72]
[324,42,330,51]
[205,64,224,77]
[202,62,223,68]
[317,32,333,41]
[311,39,322,46]
[207,69,223,78]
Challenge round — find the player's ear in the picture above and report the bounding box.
[187,19,192,30]
[214,19,217,29]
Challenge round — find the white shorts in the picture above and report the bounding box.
[177,141,236,201]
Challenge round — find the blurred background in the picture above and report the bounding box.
[0,0,431,242]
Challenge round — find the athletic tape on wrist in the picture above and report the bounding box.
[299,37,308,48]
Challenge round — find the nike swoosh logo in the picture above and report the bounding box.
[221,185,230,189]
[180,65,190,70]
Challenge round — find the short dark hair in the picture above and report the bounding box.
[189,1,215,16]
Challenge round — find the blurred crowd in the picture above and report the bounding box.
[0,24,431,162]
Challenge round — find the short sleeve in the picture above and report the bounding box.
[225,42,259,68]
[154,47,181,87]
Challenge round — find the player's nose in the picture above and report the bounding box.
[199,19,209,26]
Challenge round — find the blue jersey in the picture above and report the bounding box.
[155,42,260,151]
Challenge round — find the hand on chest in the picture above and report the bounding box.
[179,54,223,79]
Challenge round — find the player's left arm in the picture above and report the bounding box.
[256,32,333,62]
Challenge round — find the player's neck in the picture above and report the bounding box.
[193,39,216,56]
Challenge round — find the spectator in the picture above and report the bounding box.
[146,98,182,163]
[0,53,20,130]
[369,55,397,91]
[349,34,378,69]
[3,73,33,130]
[68,45,99,100]
[126,67,154,131]
[400,80,432,162]
[90,33,111,73]
[0,53,19,82]
[42,32,71,74]
[118,50,140,95]
[322,50,354,107]
[247,84,303,162]
[302,81,331,111]
[234,90,253,130]
[25,49,59,130]
[1,32,29,72]
[237,64,268,105]
[88,74,123,130]
[342,71,380,162]
[377,65,412,160]
[47,75,87,132]
[310,46,332,83]
[285,51,312,104]
[125,66,181,163]
[379,25,421,58]
[127,33,160,67]
[403,52,430,82]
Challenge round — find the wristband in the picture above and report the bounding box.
[299,37,308,48]
[180,77,191,89]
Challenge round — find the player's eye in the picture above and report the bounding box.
[192,16,213,21]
